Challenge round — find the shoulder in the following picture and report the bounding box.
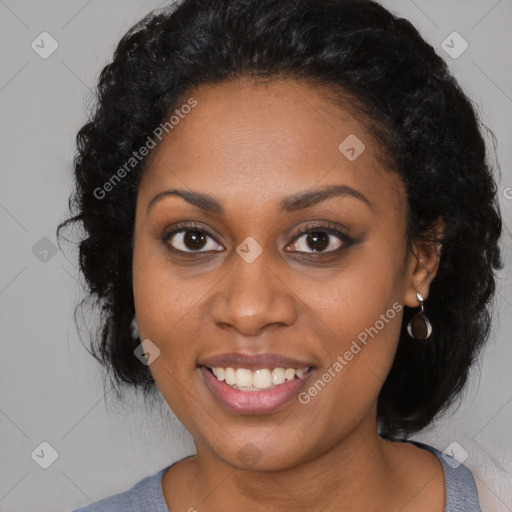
[70,465,170,512]
[408,440,483,512]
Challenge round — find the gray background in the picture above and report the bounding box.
[0,1,511,510]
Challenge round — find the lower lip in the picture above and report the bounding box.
[200,366,315,415]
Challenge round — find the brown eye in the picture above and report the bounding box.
[288,228,348,253]
[304,231,331,252]
[164,227,224,253]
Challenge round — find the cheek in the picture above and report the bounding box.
[294,241,405,337]
[292,243,405,399]
[132,247,202,418]
[132,227,192,326]
[303,295,402,392]
[295,305,402,439]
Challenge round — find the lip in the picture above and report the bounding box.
[199,364,316,415]
[199,352,314,371]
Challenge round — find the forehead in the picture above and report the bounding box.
[140,77,406,217]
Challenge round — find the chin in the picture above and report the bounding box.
[208,436,312,473]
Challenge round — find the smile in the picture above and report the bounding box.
[207,366,312,391]
[199,365,316,414]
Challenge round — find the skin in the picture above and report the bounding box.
[132,77,445,512]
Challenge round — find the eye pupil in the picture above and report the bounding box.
[307,231,329,252]
[184,230,207,250]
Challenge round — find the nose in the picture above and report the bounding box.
[210,253,297,336]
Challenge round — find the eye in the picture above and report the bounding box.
[163,223,224,253]
[287,224,352,254]
[162,221,353,255]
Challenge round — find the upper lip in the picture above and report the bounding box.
[199,352,315,370]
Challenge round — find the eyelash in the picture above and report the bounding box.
[161,221,354,257]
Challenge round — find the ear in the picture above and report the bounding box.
[404,217,444,307]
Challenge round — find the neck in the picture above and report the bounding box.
[164,417,410,512]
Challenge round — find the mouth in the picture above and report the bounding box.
[202,365,314,391]
[199,363,316,414]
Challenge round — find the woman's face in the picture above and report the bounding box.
[132,78,425,470]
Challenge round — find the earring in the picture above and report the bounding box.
[130,315,139,339]
[407,292,432,340]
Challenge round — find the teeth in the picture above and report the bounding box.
[272,368,286,385]
[235,368,253,387]
[253,369,272,389]
[285,368,295,380]
[224,367,236,385]
[209,366,310,391]
[295,368,307,378]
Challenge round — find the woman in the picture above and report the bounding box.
[59,0,503,510]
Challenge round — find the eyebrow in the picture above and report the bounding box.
[146,184,371,215]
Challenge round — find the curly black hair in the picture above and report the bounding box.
[57,0,503,437]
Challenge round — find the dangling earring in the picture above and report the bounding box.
[130,315,139,339]
[407,292,432,340]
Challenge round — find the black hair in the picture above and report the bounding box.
[57,0,503,437]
